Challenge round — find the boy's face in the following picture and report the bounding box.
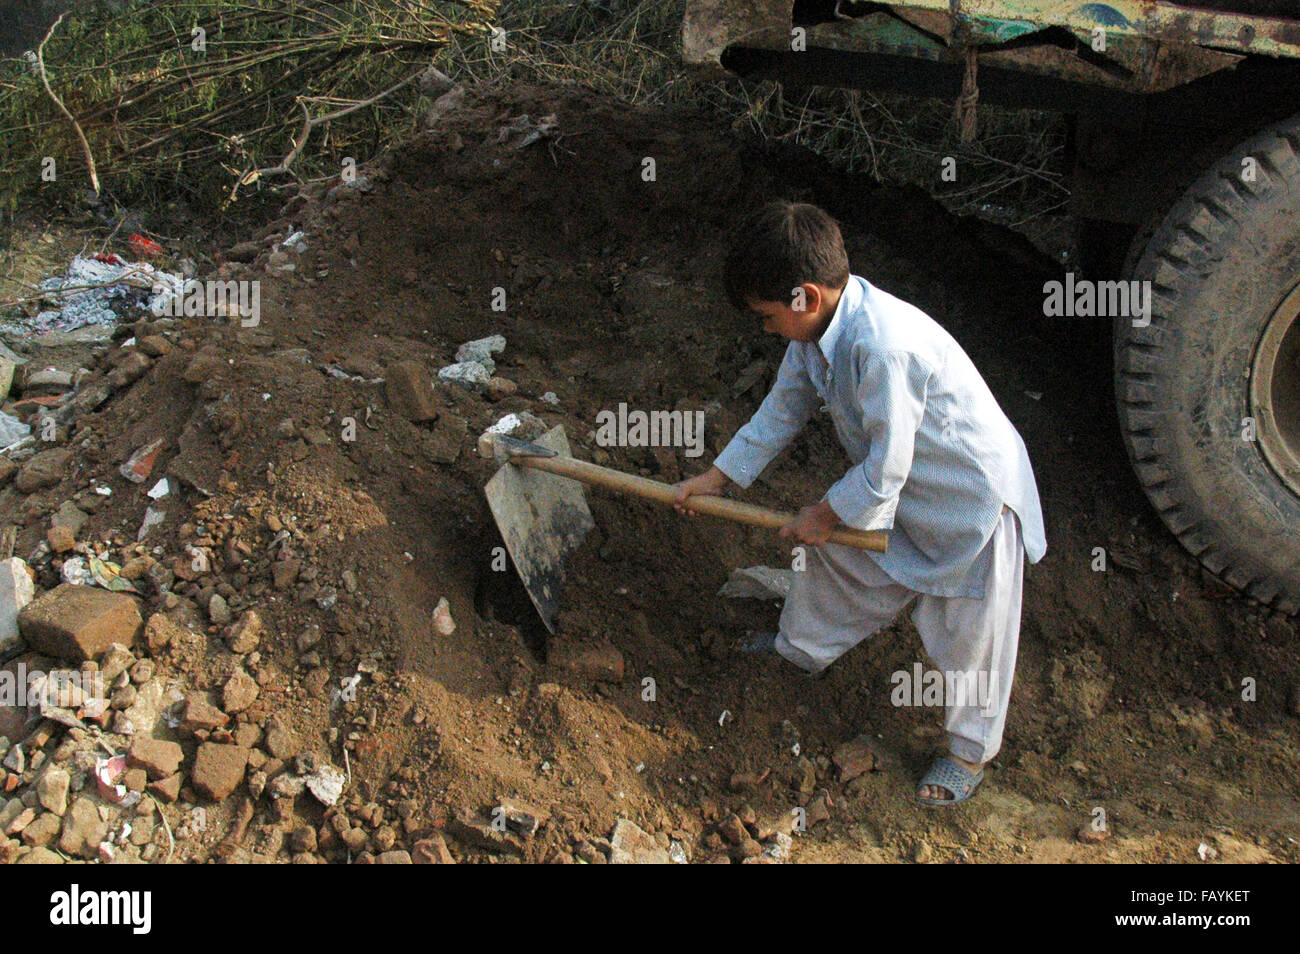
[746,282,839,342]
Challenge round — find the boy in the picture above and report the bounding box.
[673,201,1046,806]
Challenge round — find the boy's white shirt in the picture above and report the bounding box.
[714,274,1047,599]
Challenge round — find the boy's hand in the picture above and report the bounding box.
[779,499,840,545]
[672,466,730,516]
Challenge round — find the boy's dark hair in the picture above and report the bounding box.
[723,200,850,312]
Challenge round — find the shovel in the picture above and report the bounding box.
[484,425,888,633]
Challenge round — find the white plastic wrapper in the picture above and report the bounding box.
[8,256,184,336]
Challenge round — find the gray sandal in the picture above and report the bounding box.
[739,631,778,655]
[915,756,984,807]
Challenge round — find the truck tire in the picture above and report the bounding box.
[1117,115,1300,614]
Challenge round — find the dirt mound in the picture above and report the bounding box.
[1,81,1295,864]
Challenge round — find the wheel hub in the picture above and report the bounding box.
[1251,280,1300,498]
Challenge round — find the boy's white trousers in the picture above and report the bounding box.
[775,506,1024,764]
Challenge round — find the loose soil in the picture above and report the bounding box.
[4,81,1296,863]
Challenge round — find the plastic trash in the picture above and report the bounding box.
[0,411,31,448]
[718,565,794,600]
[120,437,165,483]
[6,256,183,337]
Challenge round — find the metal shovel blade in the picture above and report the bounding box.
[485,425,595,633]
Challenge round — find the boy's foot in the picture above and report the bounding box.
[738,632,827,679]
[739,631,778,655]
[916,754,985,806]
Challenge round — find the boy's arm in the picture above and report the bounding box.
[713,343,822,488]
[824,350,930,530]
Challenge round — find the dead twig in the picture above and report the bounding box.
[35,14,100,199]
[229,65,426,200]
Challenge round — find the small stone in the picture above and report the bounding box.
[208,593,231,625]
[485,377,517,401]
[147,774,181,803]
[296,625,322,652]
[437,361,490,391]
[377,850,412,864]
[385,361,439,423]
[50,501,88,534]
[4,806,34,835]
[263,714,300,760]
[806,791,832,827]
[128,738,184,779]
[24,367,73,394]
[16,845,64,864]
[120,556,155,581]
[226,609,262,653]
[305,764,346,807]
[574,841,607,865]
[130,659,155,684]
[181,694,229,732]
[46,525,75,553]
[271,560,300,591]
[36,766,69,815]
[129,815,154,846]
[432,597,455,636]
[144,613,181,654]
[192,743,247,800]
[833,734,882,783]
[99,643,136,683]
[59,796,108,858]
[138,335,171,357]
[14,448,71,494]
[412,835,455,864]
[110,685,137,709]
[3,745,24,774]
[495,799,548,838]
[456,335,506,365]
[289,825,318,853]
[718,813,747,846]
[223,669,259,714]
[119,437,165,483]
[21,811,60,847]
[107,351,151,388]
[609,818,669,864]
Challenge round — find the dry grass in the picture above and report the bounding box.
[0,0,1067,227]
[0,0,498,215]
[438,0,1068,224]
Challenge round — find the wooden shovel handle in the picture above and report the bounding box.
[513,454,888,553]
